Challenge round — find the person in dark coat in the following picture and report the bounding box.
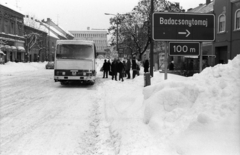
[122,60,126,77]
[144,59,149,73]
[116,59,124,82]
[106,60,111,76]
[168,61,174,70]
[132,58,138,79]
[125,59,131,79]
[102,59,109,78]
[111,59,117,81]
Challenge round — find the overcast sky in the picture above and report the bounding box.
[1,0,207,31]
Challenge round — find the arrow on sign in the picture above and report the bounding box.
[178,29,190,37]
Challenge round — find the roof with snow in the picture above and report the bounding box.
[187,2,214,13]
[0,2,24,15]
[57,25,74,38]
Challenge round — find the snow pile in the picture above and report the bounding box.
[143,55,240,155]
[0,61,47,74]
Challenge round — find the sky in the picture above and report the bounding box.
[0,0,207,32]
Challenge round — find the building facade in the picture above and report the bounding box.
[0,3,25,62]
[189,0,240,65]
[70,28,108,57]
[214,0,240,64]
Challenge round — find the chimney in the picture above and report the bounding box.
[206,0,211,5]
[87,27,90,30]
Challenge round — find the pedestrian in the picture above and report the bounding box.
[122,60,126,77]
[168,61,174,70]
[132,57,138,79]
[111,59,117,81]
[106,59,111,77]
[144,59,149,73]
[125,58,131,79]
[117,59,124,82]
[102,59,108,78]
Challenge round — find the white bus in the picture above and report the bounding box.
[54,40,97,85]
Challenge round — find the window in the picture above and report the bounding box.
[218,14,226,33]
[235,9,240,30]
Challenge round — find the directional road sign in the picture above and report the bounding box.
[153,13,215,41]
[169,42,200,56]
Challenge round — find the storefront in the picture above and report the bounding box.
[0,38,25,62]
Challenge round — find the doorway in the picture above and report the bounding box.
[215,46,228,64]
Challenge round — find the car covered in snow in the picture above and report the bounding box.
[45,61,54,69]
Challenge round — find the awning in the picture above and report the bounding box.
[0,49,6,55]
[17,46,25,52]
[5,45,12,52]
[11,46,17,52]
[0,44,6,51]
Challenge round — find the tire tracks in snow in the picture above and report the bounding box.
[77,80,121,155]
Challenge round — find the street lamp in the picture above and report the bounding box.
[105,13,119,55]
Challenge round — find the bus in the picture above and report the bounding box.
[54,40,97,85]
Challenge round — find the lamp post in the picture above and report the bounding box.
[105,13,119,55]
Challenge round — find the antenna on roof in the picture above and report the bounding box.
[57,14,59,25]
[15,0,18,8]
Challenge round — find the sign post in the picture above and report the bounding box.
[153,13,215,79]
[164,42,168,80]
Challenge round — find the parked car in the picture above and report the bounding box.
[45,61,54,69]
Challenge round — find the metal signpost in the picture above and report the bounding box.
[152,12,215,80]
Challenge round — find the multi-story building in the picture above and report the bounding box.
[69,28,108,57]
[0,2,25,62]
[189,0,240,65]
[214,0,240,64]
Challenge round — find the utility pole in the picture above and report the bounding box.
[150,0,154,77]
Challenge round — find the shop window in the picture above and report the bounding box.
[235,9,240,30]
[218,14,226,33]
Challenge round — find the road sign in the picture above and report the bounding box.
[153,13,215,41]
[169,42,200,56]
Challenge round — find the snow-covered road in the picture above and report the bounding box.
[0,69,116,155]
[1,56,239,155]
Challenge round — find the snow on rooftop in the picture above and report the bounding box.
[49,25,66,39]
[57,25,74,37]
[0,2,24,15]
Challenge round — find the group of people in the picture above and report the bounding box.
[101,58,150,82]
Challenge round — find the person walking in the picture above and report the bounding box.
[122,60,126,78]
[106,60,111,77]
[125,58,131,79]
[116,59,124,82]
[132,57,137,79]
[111,59,117,81]
[144,59,149,73]
[102,59,108,78]
[168,61,174,70]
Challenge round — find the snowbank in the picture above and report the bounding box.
[0,61,47,74]
[143,55,240,155]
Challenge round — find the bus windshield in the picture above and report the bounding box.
[56,44,94,59]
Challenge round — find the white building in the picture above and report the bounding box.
[69,28,108,56]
